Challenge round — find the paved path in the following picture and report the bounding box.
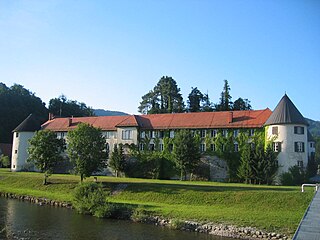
[293,190,320,240]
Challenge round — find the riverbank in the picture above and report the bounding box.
[0,169,314,239]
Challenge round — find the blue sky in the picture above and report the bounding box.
[0,0,319,120]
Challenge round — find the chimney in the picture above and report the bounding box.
[68,118,72,127]
[48,113,54,120]
[228,112,233,123]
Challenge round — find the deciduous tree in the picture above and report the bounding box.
[27,130,65,185]
[109,144,126,177]
[67,123,106,182]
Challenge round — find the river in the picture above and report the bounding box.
[0,198,231,240]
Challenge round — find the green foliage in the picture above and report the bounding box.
[280,166,305,186]
[125,151,176,179]
[109,144,126,177]
[131,206,151,222]
[49,95,94,117]
[67,123,106,182]
[0,83,48,143]
[27,130,65,184]
[0,155,10,168]
[138,76,185,114]
[173,130,201,180]
[215,79,233,111]
[170,219,185,230]
[73,182,107,216]
[233,97,252,110]
[187,87,203,112]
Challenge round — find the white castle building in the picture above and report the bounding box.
[11,94,316,179]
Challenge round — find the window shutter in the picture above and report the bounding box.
[294,127,297,134]
[294,142,298,152]
[278,143,281,152]
[302,142,305,152]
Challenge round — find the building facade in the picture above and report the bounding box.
[11,94,316,179]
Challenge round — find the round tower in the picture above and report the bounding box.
[265,94,309,174]
[11,114,41,171]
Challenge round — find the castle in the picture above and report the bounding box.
[10,94,316,180]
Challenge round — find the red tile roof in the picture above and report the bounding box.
[42,109,272,131]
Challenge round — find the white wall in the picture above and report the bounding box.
[266,124,308,173]
[11,132,35,171]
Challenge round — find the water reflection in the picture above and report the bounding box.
[0,198,230,240]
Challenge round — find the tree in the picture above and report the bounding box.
[0,83,48,143]
[187,87,203,112]
[138,76,185,114]
[0,155,10,168]
[27,130,65,185]
[263,143,278,184]
[233,98,252,110]
[201,92,214,112]
[237,145,254,184]
[109,144,126,177]
[49,95,94,117]
[215,80,233,111]
[173,130,201,180]
[67,123,106,182]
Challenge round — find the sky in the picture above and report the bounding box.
[0,0,319,120]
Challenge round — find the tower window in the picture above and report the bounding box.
[294,142,305,152]
[273,142,282,152]
[294,126,304,135]
[272,126,278,135]
[16,132,19,138]
[15,150,17,154]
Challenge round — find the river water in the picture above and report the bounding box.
[0,198,231,240]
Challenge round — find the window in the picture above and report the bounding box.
[159,144,164,151]
[151,131,156,138]
[249,129,254,136]
[16,132,19,138]
[211,130,217,138]
[222,130,227,137]
[15,150,17,154]
[272,126,278,135]
[139,143,144,151]
[294,142,305,152]
[170,130,175,138]
[61,132,65,138]
[250,143,255,150]
[233,130,239,138]
[222,144,225,152]
[105,143,110,152]
[210,144,215,152]
[297,161,304,168]
[140,131,146,139]
[234,143,239,152]
[200,130,206,138]
[294,126,304,135]
[122,130,132,140]
[273,142,281,152]
[168,144,174,152]
[310,142,315,148]
[200,144,206,152]
[149,144,155,151]
[159,131,164,139]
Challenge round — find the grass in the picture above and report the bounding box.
[0,168,315,235]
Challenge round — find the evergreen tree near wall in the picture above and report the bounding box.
[109,144,126,177]
[67,123,106,182]
[233,98,252,110]
[187,87,204,112]
[173,130,201,180]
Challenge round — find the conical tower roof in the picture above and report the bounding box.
[13,114,41,132]
[265,94,308,126]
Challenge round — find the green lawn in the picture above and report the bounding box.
[0,169,314,235]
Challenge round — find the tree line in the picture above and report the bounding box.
[0,83,94,143]
[138,76,252,114]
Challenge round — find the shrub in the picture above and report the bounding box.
[73,182,107,215]
[131,206,150,222]
[280,166,306,186]
[0,155,10,168]
[170,219,185,230]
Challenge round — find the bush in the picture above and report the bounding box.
[131,206,150,222]
[0,155,10,168]
[170,219,185,230]
[280,166,305,186]
[73,182,107,215]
